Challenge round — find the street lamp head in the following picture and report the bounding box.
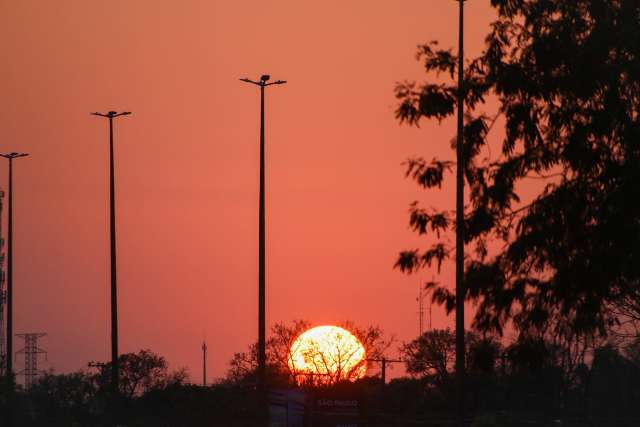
[91,111,131,118]
[0,152,29,159]
[240,76,286,87]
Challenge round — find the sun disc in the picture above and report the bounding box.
[288,325,366,384]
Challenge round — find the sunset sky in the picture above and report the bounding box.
[1,1,498,381]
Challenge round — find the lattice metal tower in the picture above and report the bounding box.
[0,190,6,376]
[16,333,47,389]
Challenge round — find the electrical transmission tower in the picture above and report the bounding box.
[16,333,47,389]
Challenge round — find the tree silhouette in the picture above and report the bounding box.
[28,371,99,425]
[226,320,312,385]
[394,0,640,339]
[94,349,187,399]
[466,334,503,375]
[10,345,640,425]
[401,329,456,385]
[401,329,502,384]
[226,320,393,386]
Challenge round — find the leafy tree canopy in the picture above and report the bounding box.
[226,320,393,387]
[94,349,188,398]
[395,0,640,338]
[401,329,502,383]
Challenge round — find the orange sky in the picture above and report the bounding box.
[1,0,498,381]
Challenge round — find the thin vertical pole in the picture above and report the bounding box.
[6,158,12,380]
[429,298,433,331]
[109,116,119,393]
[240,76,285,425]
[258,84,266,390]
[455,1,466,426]
[1,153,28,427]
[418,281,424,337]
[202,341,207,386]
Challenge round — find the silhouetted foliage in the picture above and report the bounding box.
[27,371,102,426]
[401,329,503,385]
[608,284,640,339]
[0,374,17,426]
[467,334,503,375]
[94,349,188,398]
[225,320,312,386]
[3,349,190,426]
[394,0,640,341]
[401,329,456,384]
[7,344,640,425]
[225,320,393,387]
[588,345,640,419]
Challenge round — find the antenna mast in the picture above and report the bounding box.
[429,275,434,331]
[202,341,207,386]
[429,295,433,331]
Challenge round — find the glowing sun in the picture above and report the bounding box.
[288,325,367,384]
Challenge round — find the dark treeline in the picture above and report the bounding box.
[396,330,640,426]
[2,331,640,426]
[0,349,263,427]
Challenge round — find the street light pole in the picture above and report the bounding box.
[0,152,28,384]
[455,1,466,426]
[239,75,286,392]
[91,110,131,395]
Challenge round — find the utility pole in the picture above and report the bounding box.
[366,357,403,385]
[88,360,107,376]
[239,75,286,393]
[15,333,47,390]
[202,341,207,386]
[0,152,29,383]
[91,111,131,395]
[455,1,467,426]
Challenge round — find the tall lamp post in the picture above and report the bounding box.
[455,1,466,426]
[91,110,131,394]
[239,75,286,392]
[0,152,29,384]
